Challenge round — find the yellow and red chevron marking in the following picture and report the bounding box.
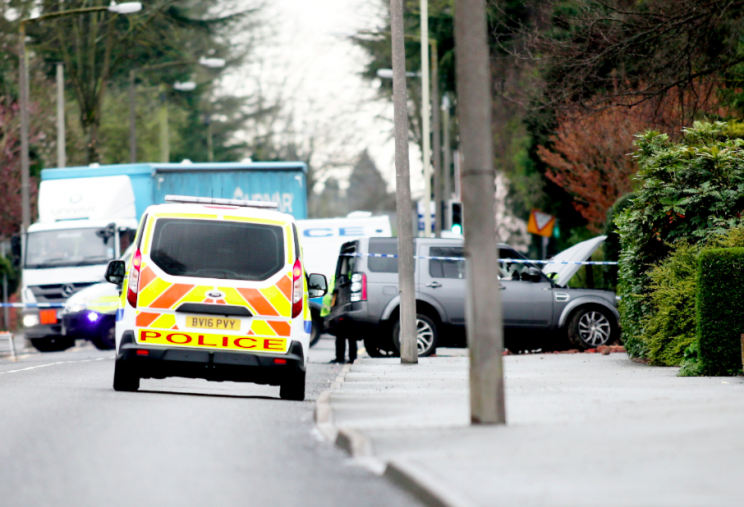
[135,263,293,317]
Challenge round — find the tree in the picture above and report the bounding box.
[23,0,254,163]
[536,82,725,231]
[346,150,396,214]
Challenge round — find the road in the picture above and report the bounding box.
[0,336,422,507]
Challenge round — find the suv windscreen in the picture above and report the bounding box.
[25,228,115,268]
[368,238,399,273]
[149,218,285,281]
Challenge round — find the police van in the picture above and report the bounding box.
[104,196,328,401]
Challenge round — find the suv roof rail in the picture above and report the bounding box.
[164,195,279,210]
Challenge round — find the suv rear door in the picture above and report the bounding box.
[417,242,466,326]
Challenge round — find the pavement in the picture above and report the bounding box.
[0,335,424,507]
[316,349,744,507]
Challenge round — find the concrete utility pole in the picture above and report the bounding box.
[454,0,506,424]
[431,40,442,237]
[420,0,432,238]
[390,0,418,364]
[56,63,66,168]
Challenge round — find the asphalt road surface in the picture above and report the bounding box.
[0,336,422,507]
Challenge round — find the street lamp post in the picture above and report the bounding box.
[56,63,65,168]
[420,0,432,238]
[18,2,142,233]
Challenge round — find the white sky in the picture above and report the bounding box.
[223,0,425,196]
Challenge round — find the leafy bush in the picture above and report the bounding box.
[641,243,698,366]
[616,122,744,358]
[604,192,636,290]
[636,227,744,368]
[696,248,744,376]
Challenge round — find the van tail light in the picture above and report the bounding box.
[127,249,142,308]
[292,259,303,318]
[350,273,367,302]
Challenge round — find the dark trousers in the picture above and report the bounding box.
[335,335,357,362]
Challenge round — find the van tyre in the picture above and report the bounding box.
[31,336,74,353]
[567,307,615,350]
[91,322,116,351]
[280,370,305,401]
[392,313,438,357]
[113,359,140,392]
[309,311,323,348]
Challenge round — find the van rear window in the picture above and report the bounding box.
[149,218,285,281]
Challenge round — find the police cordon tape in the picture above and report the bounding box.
[339,252,619,266]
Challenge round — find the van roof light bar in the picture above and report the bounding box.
[164,195,279,210]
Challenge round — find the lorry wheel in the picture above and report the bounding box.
[279,370,306,401]
[113,359,140,392]
[567,307,615,350]
[392,314,438,357]
[92,322,116,351]
[31,337,74,353]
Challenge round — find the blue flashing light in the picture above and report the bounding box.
[86,312,100,323]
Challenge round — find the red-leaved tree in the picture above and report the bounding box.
[0,99,40,238]
[538,82,725,231]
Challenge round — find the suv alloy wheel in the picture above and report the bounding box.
[392,313,438,357]
[567,307,614,349]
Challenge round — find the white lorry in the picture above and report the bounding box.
[21,175,139,351]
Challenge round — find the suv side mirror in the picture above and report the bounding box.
[308,273,328,298]
[527,267,542,283]
[105,260,126,286]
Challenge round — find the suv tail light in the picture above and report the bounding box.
[127,249,142,308]
[292,259,303,318]
[350,273,366,302]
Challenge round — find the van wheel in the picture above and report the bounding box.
[280,370,306,401]
[309,312,323,348]
[31,337,74,353]
[392,314,438,357]
[567,307,615,350]
[92,322,116,350]
[113,359,140,392]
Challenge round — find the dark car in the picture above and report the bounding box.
[326,236,619,357]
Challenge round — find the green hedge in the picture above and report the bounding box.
[697,248,744,376]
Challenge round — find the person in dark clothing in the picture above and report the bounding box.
[331,334,356,364]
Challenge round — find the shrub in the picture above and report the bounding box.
[696,248,744,376]
[637,227,744,367]
[641,243,698,366]
[616,122,744,358]
[604,192,635,290]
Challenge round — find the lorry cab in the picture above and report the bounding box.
[107,195,327,400]
[22,175,138,351]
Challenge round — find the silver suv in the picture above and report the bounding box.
[326,236,619,356]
